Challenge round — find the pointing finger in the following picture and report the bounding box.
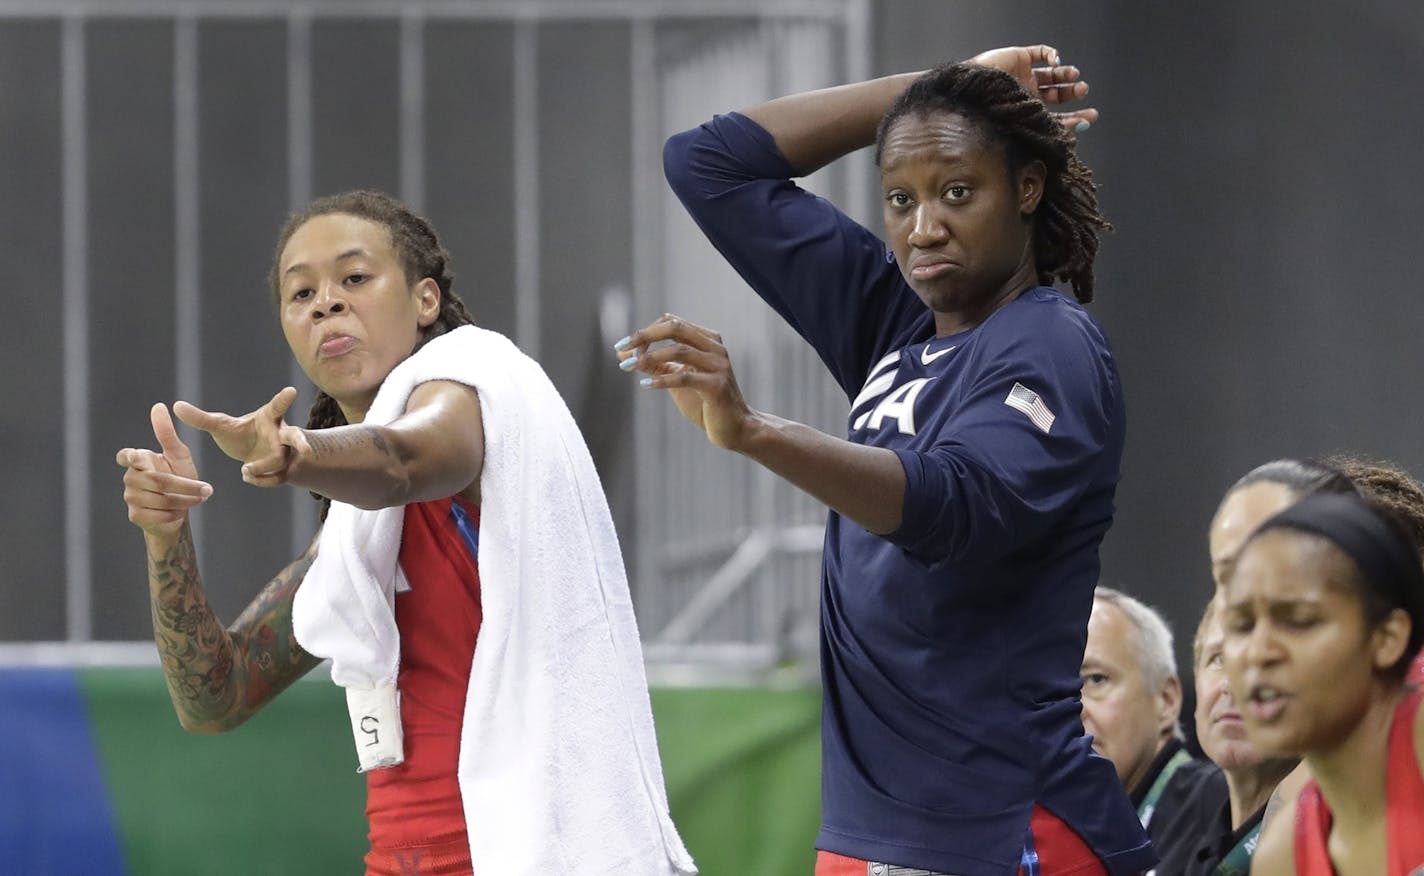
[267,386,299,420]
[172,399,227,435]
[148,405,192,460]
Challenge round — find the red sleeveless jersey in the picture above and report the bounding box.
[1295,688,1424,876]
[364,496,482,875]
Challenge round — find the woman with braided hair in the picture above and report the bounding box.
[1218,492,1424,875]
[616,47,1152,875]
[1168,455,1424,876]
[115,190,695,876]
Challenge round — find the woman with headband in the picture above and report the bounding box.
[1218,492,1424,875]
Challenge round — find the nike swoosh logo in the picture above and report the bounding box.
[920,344,957,365]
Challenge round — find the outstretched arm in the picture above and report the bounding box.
[742,44,1094,175]
[118,403,322,732]
[618,314,905,534]
[175,379,485,511]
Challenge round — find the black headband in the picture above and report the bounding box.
[1249,493,1424,654]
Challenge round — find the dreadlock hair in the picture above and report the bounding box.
[874,62,1111,303]
[1323,455,1424,561]
[268,190,476,520]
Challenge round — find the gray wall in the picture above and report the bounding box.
[874,1,1424,675]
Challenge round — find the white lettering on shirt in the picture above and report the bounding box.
[866,378,931,436]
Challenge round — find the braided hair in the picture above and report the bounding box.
[1324,455,1424,560]
[269,190,476,519]
[874,62,1111,303]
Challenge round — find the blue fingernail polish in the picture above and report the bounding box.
[619,354,638,371]
[639,377,653,387]
[1075,120,1090,133]
[614,336,631,351]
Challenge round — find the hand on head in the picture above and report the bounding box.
[115,403,213,537]
[614,313,754,451]
[173,386,303,487]
[969,44,1100,131]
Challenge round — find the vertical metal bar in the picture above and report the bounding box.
[62,14,90,642]
[173,13,204,554]
[753,19,784,644]
[628,16,656,606]
[512,18,540,356]
[842,0,874,226]
[398,9,425,211]
[287,10,317,554]
[286,12,312,225]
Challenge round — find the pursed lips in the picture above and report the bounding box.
[318,332,358,358]
[908,253,960,281]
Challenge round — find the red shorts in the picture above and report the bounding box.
[364,834,472,876]
[814,804,1108,876]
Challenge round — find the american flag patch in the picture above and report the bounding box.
[1005,382,1055,434]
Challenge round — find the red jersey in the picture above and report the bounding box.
[364,496,482,875]
[1295,688,1424,876]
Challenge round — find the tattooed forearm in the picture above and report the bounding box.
[148,524,238,729]
[228,541,323,712]
[291,423,419,509]
[304,425,394,460]
[145,524,321,732]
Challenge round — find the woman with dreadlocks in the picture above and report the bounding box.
[115,190,695,876]
[616,47,1152,876]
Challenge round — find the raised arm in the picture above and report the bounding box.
[661,45,1096,398]
[740,44,1092,175]
[117,403,322,733]
[175,379,485,511]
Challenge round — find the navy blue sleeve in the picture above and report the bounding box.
[888,309,1123,566]
[663,112,923,398]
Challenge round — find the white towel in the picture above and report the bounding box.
[293,325,696,875]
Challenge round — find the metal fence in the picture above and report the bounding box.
[0,0,870,675]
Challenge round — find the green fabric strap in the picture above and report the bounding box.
[1213,821,1261,876]
[1137,747,1193,827]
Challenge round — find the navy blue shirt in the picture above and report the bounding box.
[664,112,1154,876]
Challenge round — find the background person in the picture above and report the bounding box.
[1205,456,1424,832]
[1148,598,1296,875]
[1080,587,1219,839]
[1219,493,1424,875]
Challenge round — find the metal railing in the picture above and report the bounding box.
[1,0,871,676]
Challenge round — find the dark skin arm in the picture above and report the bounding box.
[118,403,322,733]
[741,44,1095,175]
[622,48,1100,531]
[618,314,905,534]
